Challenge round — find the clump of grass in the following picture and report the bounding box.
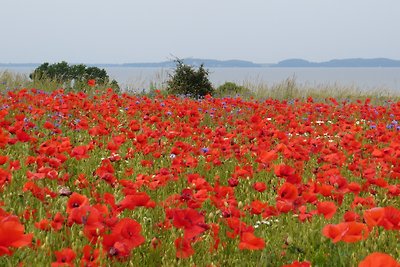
[0,71,30,90]
[243,76,400,103]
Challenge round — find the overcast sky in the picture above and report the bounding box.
[1,0,399,64]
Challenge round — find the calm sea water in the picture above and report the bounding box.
[2,67,400,92]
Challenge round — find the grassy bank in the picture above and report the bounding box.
[2,70,400,103]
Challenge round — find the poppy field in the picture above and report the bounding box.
[0,88,399,266]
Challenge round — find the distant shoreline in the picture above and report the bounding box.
[1,57,400,68]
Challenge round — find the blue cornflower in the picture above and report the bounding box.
[201,147,209,153]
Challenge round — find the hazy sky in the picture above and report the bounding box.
[1,0,399,63]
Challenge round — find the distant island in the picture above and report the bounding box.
[120,58,261,68]
[1,58,400,68]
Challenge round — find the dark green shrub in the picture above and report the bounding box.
[30,61,119,92]
[214,82,253,98]
[166,59,214,98]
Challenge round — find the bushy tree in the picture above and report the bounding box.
[166,59,214,98]
[30,61,119,91]
[214,82,253,98]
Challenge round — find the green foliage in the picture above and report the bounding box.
[166,59,214,97]
[214,82,253,98]
[29,61,119,92]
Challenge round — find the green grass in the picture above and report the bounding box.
[2,70,400,102]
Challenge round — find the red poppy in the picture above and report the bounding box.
[249,200,268,215]
[80,245,100,267]
[0,129,9,149]
[16,130,31,142]
[175,237,195,258]
[274,164,301,184]
[253,182,267,192]
[0,168,12,189]
[170,208,209,240]
[52,248,76,267]
[343,210,361,222]
[238,231,265,250]
[358,252,400,267]
[322,221,369,243]
[225,217,253,238]
[70,145,89,160]
[34,218,51,231]
[95,159,117,186]
[258,150,278,165]
[117,192,156,211]
[381,206,400,230]
[317,201,337,220]
[281,261,311,267]
[278,182,298,201]
[364,207,385,229]
[66,193,89,214]
[82,207,106,242]
[87,79,96,87]
[102,218,145,258]
[0,155,8,165]
[51,212,65,231]
[0,215,33,256]
[209,223,220,252]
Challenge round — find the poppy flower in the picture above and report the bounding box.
[16,130,31,142]
[117,192,156,211]
[0,130,9,149]
[343,211,361,222]
[363,207,385,229]
[0,215,33,256]
[317,201,337,220]
[209,223,220,252]
[51,212,65,231]
[175,237,195,258]
[70,145,89,160]
[225,217,254,238]
[322,221,369,243]
[52,248,76,267]
[274,164,301,184]
[228,177,239,187]
[66,193,89,214]
[238,231,265,250]
[102,218,145,258]
[82,207,106,242]
[278,182,298,201]
[281,261,311,267]
[253,182,267,192]
[95,159,117,186]
[87,79,96,87]
[258,150,278,164]
[170,208,209,240]
[358,252,400,267]
[80,245,100,267]
[67,205,93,226]
[0,155,8,165]
[249,200,268,215]
[380,206,400,230]
[34,218,51,231]
[0,168,12,189]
